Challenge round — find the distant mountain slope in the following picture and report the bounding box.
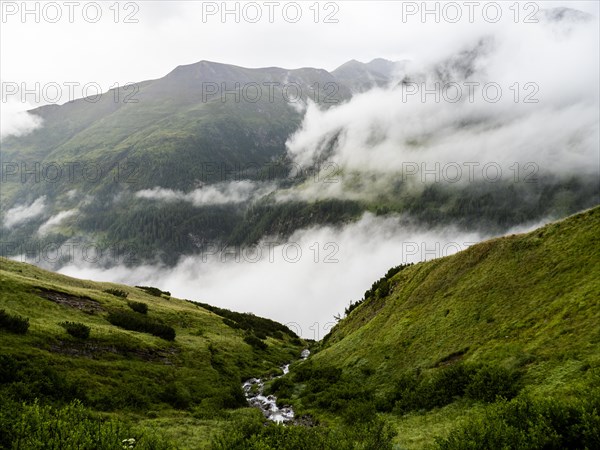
[1,36,597,267]
[1,60,355,192]
[331,58,407,92]
[0,58,406,265]
[279,206,600,448]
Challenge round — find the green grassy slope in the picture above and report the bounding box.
[281,206,600,448]
[0,258,305,448]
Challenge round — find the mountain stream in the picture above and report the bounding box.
[242,349,310,423]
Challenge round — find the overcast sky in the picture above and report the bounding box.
[2,1,598,107]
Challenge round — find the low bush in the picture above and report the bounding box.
[198,302,297,339]
[244,335,268,350]
[222,384,247,409]
[59,321,91,339]
[435,391,600,449]
[103,288,128,298]
[265,376,295,399]
[286,361,373,416]
[289,360,522,427]
[0,309,29,334]
[293,362,342,384]
[0,354,80,403]
[254,330,267,340]
[392,364,475,412]
[3,400,174,450]
[377,363,521,414]
[127,301,148,314]
[223,318,240,329]
[160,382,192,410]
[342,400,377,425]
[464,364,521,402]
[212,412,395,450]
[107,310,175,341]
[135,286,170,297]
[272,330,284,340]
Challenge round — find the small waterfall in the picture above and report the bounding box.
[242,349,310,424]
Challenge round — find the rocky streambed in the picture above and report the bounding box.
[242,349,310,424]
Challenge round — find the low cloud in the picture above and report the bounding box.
[37,209,79,236]
[284,12,599,200]
[3,196,47,228]
[135,181,276,206]
[55,213,548,338]
[0,100,43,140]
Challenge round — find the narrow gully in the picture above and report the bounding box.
[242,349,310,423]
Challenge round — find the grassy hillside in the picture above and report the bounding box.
[270,206,600,449]
[0,258,305,448]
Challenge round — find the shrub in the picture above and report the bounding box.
[0,398,22,449]
[254,330,267,340]
[266,376,295,399]
[135,286,170,297]
[293,362,343,388]
[197,302,298,339]
[390,363,521,414]
[223,318,240,329]
[0,354,80,403]
[192,400,228,420]
[464,364,521,402]
[107,311,175,341]
[377,279,390,298]
[272,330,284,340]
[211,413,395,449]
[59,321,91,339]
[290,361,372,415]
[244,335,268,350]
[435,392,600,449]
[0,354,20,384]
[103,288,128,298]
[222,384,247,409]
[0,309,29,334]
[160,382,192,409]
[4,400,174,449]
[408,364,477,410]
[342,400,376,425]
[127,301,148,314]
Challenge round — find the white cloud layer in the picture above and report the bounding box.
[37,209,79,236]
[135,181,276,206]
[3,196,47,228]
[284,12,599,200]
[55,213,552,338]
[0,100,43,140]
